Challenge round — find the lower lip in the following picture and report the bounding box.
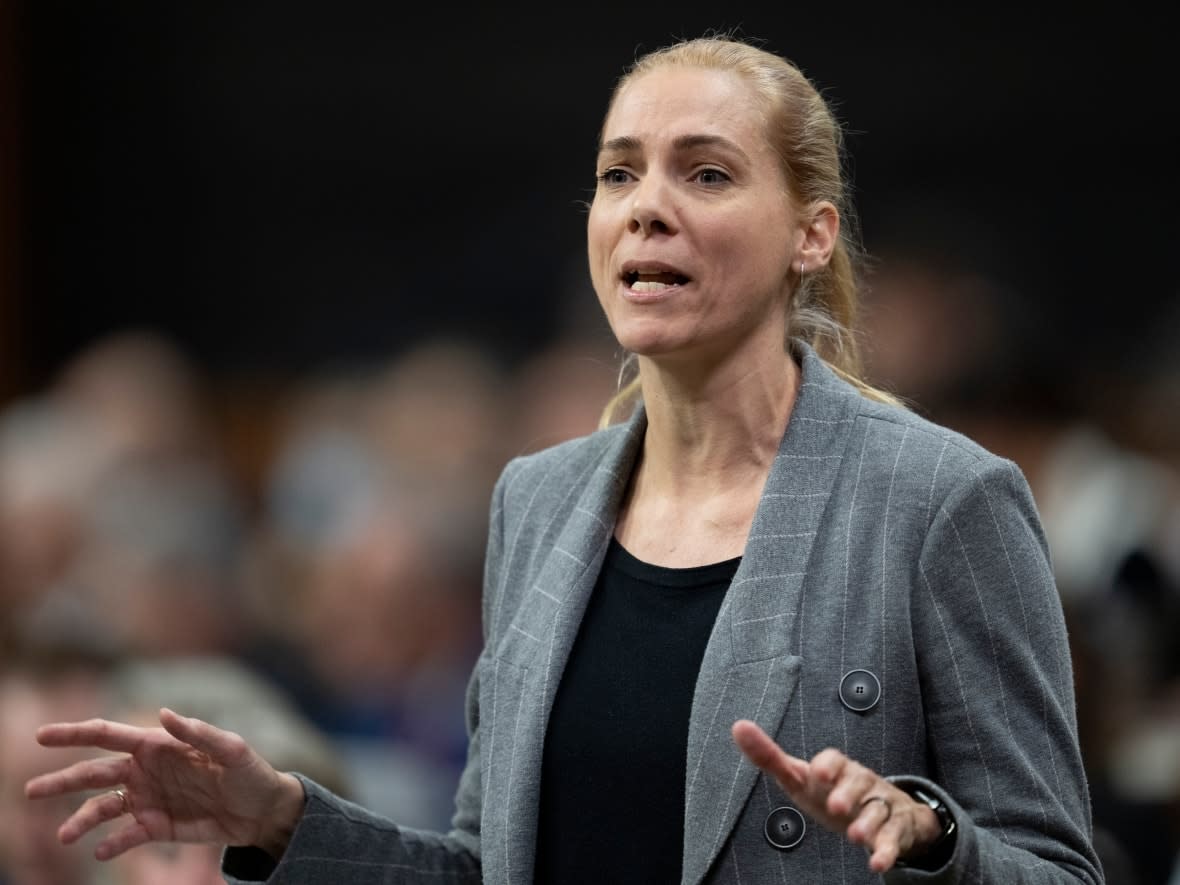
[620,282,688,303]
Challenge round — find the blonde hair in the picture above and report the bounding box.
[598,35,899,427]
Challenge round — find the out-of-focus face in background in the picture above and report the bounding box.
[0,665,108,885]
[108,842,225,885]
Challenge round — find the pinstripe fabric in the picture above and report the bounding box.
[224,343,1103,885]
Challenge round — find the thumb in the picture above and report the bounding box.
[159,708,254,769]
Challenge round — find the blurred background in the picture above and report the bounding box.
[1,3,1177,884]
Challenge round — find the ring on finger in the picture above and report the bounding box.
[111,788,130,815]
[860,794,892,823]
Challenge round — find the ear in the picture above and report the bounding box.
[798,201,840,272]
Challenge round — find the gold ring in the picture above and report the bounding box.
[860,794,892,823]
[112,788,130,815]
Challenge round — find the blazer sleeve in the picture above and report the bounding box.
[219,465,518,885]
[884,456,1104,885]
[220,770,482,885]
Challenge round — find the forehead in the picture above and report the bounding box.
[602,67,769,150]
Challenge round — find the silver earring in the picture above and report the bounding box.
[799,259,805,277]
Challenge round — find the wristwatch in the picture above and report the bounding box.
[896,786,956,867]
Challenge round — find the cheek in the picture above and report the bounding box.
[586,207,616,287]
[734,223,792,284]
[697,219,759,277]
[586,204,609,258]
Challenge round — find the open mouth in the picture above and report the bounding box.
[623,270,691,291]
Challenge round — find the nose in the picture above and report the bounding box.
[628,174,676,237]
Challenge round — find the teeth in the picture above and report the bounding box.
[631,280,674,292]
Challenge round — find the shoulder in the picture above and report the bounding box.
[798,343,1012,481]
[862,398,1034,512]
[851,401,1046,556]
[855,395,1004,473]
[796,346,1032,521]
[824,397,1052,589]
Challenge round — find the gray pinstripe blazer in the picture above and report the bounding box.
[224,343,1104,884]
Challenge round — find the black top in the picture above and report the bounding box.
[534,538,739,885]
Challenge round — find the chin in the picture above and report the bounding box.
[620,340,707,369]
[612,331,683,359]
[608,315,690,355]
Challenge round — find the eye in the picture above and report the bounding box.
[597,168,632,186]
[693,167,730,186]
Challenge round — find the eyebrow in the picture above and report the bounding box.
[597,133,750,161]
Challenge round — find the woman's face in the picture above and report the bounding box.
[588,66,802,366]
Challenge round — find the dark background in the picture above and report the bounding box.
[3,2,1178,394]
[2,8,1180,882]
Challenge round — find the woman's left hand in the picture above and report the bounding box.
[732,719,942,873]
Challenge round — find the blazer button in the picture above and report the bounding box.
[839,668,881,712]
[764,806,806,849]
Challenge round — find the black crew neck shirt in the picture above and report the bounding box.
[533,538,739,885]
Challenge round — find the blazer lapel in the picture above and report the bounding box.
[681,346,862,885]
[487,410,646,885]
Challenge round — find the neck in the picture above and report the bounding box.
[634,345,800,496]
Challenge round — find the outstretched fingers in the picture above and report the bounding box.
[731,720,809,791]
[847,794,893,848]
[94,820,154,861]
[866,812,910,873]
[731,721,923,874]
[56,787,136,846]
[35,719,151,754]
[25,754,133,801]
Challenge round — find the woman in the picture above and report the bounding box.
[25,36,1104,884]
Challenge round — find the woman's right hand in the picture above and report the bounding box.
[23,707,306,862]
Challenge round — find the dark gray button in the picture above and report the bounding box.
[764,806,806,849]
[839,668,881,712]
